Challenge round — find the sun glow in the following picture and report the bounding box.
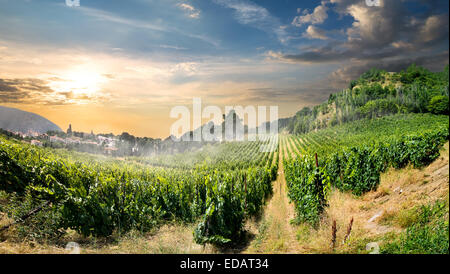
[49,66,107,98]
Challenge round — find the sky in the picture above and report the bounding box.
[0,0,448,138]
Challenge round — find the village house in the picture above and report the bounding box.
[30,140,43,147]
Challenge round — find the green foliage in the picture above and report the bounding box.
[428,95,449,115]
[400,64,429,85]
[193,172,244,245]
[381,201,449,254]
[327,145,383,195]
[358,98,401,118]
[3,191,64,242]
[0,149,30,194]
[284,114,449,224]
[286,64,449,135]
[359,68,386,83]
[326,129,448,195]
[284,155,330,225]
[0,135,278,244]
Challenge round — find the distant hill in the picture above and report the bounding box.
[0,105,62,134]
[281,64,449,135]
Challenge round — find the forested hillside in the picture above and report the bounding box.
[284,64,449,135]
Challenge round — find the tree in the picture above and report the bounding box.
[358,99,400,118]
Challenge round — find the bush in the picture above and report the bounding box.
[428,95,449,115]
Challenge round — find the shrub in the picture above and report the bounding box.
[428,95,449,115]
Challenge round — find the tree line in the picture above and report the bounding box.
[285,64,449,135]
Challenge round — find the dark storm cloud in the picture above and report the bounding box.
[281,0,449,90]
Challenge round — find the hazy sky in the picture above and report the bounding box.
[0,0,448,138]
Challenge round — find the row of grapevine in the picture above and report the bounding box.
[129,137,276,170]
[288,114,449,155]
[284,114,449,225]
[0,134,279,245]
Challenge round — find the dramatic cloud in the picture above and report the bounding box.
[304,25,329,40]
[292,1,328,26]
[0,79,19,93]
[279,0,449,89]
[327,51,450,88]
[0,77,107,105]
[418,14,449,44]
[245,86,332,105]
[0,78,55,104]
[0,0,448,137]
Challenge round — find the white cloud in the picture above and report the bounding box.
[304,25,328,40]
[178,3,201,19]
[170,62,197,76]
[264,50,283,60]
[160,44,188,50]
[292,1,328,27]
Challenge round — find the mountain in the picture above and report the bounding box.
[0,105,62,134]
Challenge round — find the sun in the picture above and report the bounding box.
[49,66,107,97]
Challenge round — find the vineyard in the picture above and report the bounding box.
[283,114,449,225]
[0,135,278,245]
[0,113,448,252]
[128,138,278,171]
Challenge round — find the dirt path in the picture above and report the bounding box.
[244,136,304,253]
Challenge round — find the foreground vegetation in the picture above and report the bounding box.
[286,141,449,254]
[381,200,449,254]
[284,114,449,225]
[0,135,278,246]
